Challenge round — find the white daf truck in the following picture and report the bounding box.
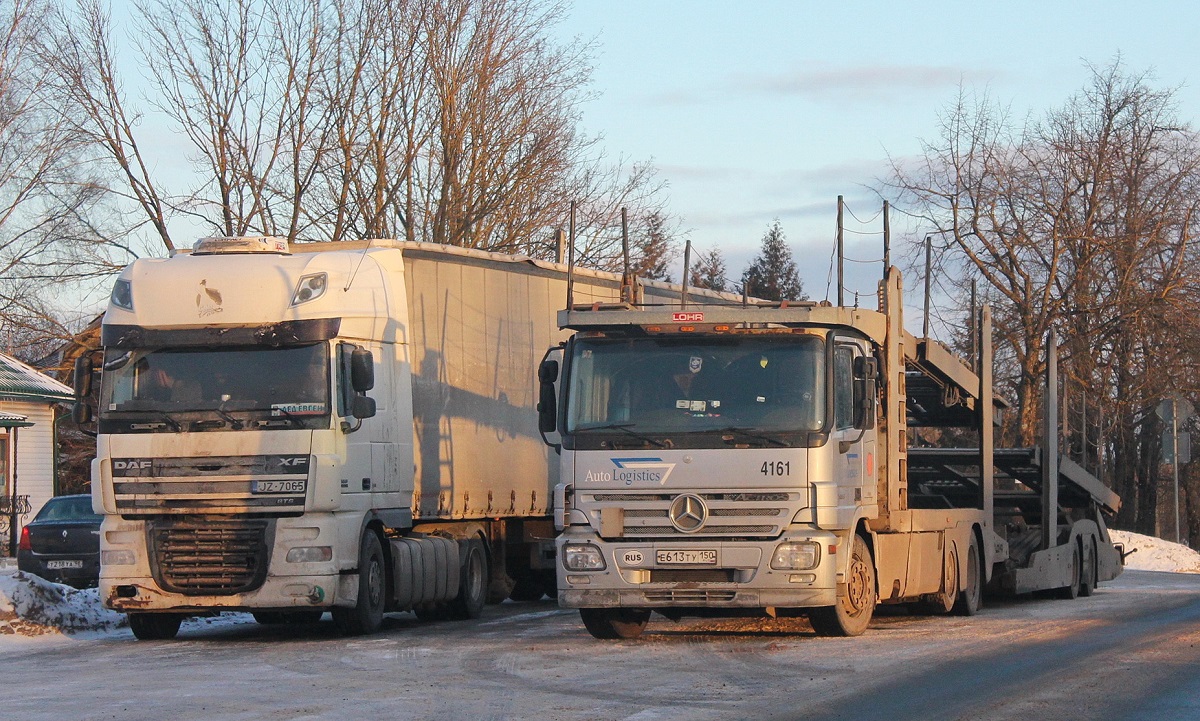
[540,267,1124,638]
[76,235,716,640]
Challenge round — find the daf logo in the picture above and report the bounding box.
[668,494,708,533]
[113,460,152,471]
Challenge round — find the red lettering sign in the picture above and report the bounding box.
[672,312,704,322]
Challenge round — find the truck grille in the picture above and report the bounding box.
[149,519,272,595]
[584,491,799,539]
[112,455,309,514]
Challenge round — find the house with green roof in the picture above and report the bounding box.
[0,352,75,554]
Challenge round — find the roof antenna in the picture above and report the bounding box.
[680,239,692,310]
[344,237,378,292]
[566,201,576,310]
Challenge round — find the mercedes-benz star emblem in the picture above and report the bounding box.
[668,493,708,533]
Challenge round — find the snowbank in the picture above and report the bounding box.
[0,562,126,637]
[1109,530,1200,574]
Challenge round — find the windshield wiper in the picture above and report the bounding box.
[578,422,669,448]
[148,410,182,433]
[714,426,789,448]
[213,407,244,429]
[267,406,299,426]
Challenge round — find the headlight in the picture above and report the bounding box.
[771,541,820,570]
[291,273,328,306]
[286,546,333,563]
[562,543,606,571]
[111,279,133,310]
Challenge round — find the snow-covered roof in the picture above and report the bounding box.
[0,411,32,427]
[0,352,74,403]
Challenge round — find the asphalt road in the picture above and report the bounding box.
[6,569,1199,721]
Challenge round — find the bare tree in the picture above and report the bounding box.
[886,59,1200,533]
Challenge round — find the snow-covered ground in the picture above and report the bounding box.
[1109,529,1200,573]
[0,558,253,644]
[1,530,1197,642]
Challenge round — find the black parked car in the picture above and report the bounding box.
[16,494,102,588]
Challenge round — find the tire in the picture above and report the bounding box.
[1056,542,1081,600]
[446,539,488,620]
[809,534,876,636]
[953,533,983,616]
[128,613,183,641]
[332,530,387,635]
[579,608,651,640]
[912,545,958,615]
[1079,539,1096,597]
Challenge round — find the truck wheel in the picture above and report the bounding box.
[809,534,876,636]
[1056,542,1081,600]
[579,608,651,639]
[912,545,958,615]
[953,534,983,616]
[333,530,387,635]
[447,539,488,620]
[128,613,183,641]
[1079,539,1096,597]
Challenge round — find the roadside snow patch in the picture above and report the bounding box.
[1110,530,1200,574]
[0,564,126,636]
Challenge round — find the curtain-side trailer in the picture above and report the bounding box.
[76,236,727,640]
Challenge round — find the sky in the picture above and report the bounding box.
[81,1,1200,339]
[548,0,1200,330]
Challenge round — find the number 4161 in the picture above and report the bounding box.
[760,461,790,476]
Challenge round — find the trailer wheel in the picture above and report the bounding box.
[447,539,488,620]
[1080,539,1097,597]
[809,534,876,636]
[333,530,387,635]
[1056,542,1082,600]
[128,613,183,641]
[953,534,982,616]
[579,608,651,639]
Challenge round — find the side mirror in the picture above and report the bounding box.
[73,355,93,399]
[352,395,377,420]
[853,356,878,431]
[537,359,559,434]
[72,401,92,425]
[350,348,374,392]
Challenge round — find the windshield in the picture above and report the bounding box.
[99,343,330,431]
[566,335,826,438]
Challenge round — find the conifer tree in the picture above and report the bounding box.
[690,246,727,291]
[740,219,805,300]
[632,210,676,281]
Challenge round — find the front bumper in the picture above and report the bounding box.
[99,513,351,613]
[556,528,840,610]
[101,572,339,613]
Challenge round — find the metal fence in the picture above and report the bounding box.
[0,494,31,556]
